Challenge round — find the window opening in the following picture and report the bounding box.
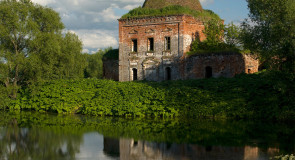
[148,38,154,51]
[165,37,171,50]
[132,39,137,52]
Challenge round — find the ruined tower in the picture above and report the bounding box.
[117,0,259,82]
[118,0,207,81]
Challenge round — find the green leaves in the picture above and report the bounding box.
[242,0,295,73]
[188,20,241,55]
[0,0,86,98]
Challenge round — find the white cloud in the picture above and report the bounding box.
[30,0,216,52]
[200,0,214,6]
[99,7,121,22]
[70,29,118,50]
[31,0,56,6]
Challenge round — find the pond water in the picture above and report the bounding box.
[0,112,294,160]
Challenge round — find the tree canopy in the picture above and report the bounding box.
[241,0,295,73]
[0,0,85,98]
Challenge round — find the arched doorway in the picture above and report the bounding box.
[248,69,252,74]
[205,66,212,78]
[132,68,138,81]
[166,67,171,80]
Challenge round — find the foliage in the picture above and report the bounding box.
[102,48,119,60]
[241,0,295,73]
[0,85,11,109]
[187,20,241,55]
[84,47,118,79]
[121,5,220,21]
[0,0,85,99]
[4,71,295,121]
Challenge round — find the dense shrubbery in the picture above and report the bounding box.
[121,5,220,21]
[5,71,295,120]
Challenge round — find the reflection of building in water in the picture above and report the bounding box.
[104,138,281,160]
[103,137,120,157]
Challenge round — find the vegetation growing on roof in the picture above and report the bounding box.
[187,20,242,56]
[121,5,220,21]
[142,0,203,11]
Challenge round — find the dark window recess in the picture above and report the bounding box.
[165,37,171,50]
[132,39,137,52]
[205,66,213,78]
[148,38,154,51]
[132,68,138,81]
[166,67,171,80]
[133,141,138,147]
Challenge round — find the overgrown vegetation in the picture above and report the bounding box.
[0,0,118,98]
[3,71,294,121]
[121,5,220,21]
[83,47,118,79]
[241,0,295,74]
[187,20,242,56]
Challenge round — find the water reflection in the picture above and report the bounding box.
[103,138,281,160]
[0,120,81,160]
[0,112,294,160]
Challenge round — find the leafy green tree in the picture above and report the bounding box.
[84,51,104,79]
[0,0,86,98]
[0,0,64,98]
[224,22,242,49]
[203,19,225,48]
[188,20,241,54]
[84,47,118,79]
[241,0,295,73]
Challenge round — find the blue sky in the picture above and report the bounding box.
[31,0,250,53]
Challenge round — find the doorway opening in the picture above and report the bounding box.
[166,67,171,80]
[205,66,213,78]
[132,68,138,81]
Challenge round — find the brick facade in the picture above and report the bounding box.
[116,13,259,81]
[118,15,208,81]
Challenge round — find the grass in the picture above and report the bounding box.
[121,5,221,21]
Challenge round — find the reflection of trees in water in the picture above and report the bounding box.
[0,120,82,160]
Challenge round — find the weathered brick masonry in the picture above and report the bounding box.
[112,0,260,82]
[118,14,259,81]
[119,15,208,81]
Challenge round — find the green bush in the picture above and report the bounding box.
[6,71,295,120]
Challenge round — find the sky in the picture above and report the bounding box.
[31,0,250,53]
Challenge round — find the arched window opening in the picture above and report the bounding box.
[166,67,171,80]
[132,68,138,81]
[205,66,213,78]
[248,69,251,74]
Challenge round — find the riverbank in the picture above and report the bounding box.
[2,71,295,120]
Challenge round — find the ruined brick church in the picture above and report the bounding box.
[105,0,259,81]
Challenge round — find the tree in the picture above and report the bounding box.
[0,0,85,98]
[188,19,241,54]
[241,0,295,73]
[224,22,242,49]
